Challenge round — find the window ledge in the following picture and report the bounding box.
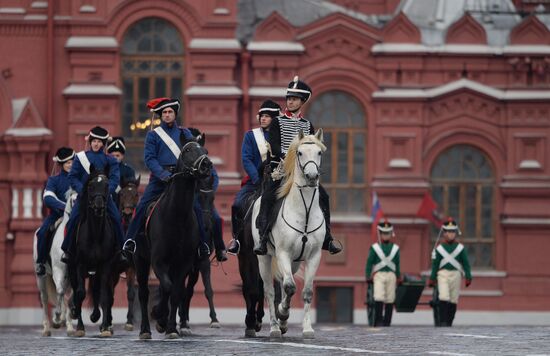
[420,270,507,278]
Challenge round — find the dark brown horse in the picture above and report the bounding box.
[135,133,212,339]
[117,175,140,331]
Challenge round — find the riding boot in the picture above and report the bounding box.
[448,302,457,326]
[215,249,228,262]
[227,239,240,254]
[35,263,46,276]
[254,178,278,256]
[228,206,241,254]
[438,301,449,327]
[319,185,342,255]
[374,301,384,327]
[383,303,394,326]
[61,252,70,264]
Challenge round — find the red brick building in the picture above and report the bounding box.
[1,0,549,324]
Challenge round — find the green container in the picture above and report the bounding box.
[394,275,426,313]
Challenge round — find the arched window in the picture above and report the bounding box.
[431,145,495,268]
[121,18,184,171]
[307,91,367,213]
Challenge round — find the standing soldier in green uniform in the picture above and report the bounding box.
[365,220,401,326]
[429,218,472,327]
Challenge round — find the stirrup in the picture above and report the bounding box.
[198,243,211,258]
[327,239,343,255]
[123,239,136,253]
[35,263,46,276]
[227,239,240,255]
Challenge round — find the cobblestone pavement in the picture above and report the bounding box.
[1,324,549,355]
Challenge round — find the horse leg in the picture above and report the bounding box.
[99,269,113,337]
[257,255,281,338]
[37,275,51,337]
[136,255,152,339]
[89,275,101,324]
[200,259,219,328]
[166,267,188,339]
[275,281,288,335]
[125,267,136,331]
[63,292,74,336]
[302,251,321,339]
[72,266,86,337]
[152,262,171,333]
[256,278,265,333]
[179,270,198,336]
[276,252,296,322]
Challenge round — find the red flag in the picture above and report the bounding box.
[371,191,385,242]
[416,192,443,228]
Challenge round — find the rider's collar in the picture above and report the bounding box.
[283,109,303,120]
[160,121,177,130]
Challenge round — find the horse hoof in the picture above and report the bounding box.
[66,330,75,337]
[280,325,288,335]
[303,330,315,339]
[99,330,112,338]
[124,323,134,331]
[165,332,179,339]
[42,330,51,337]
[155,323,165,334]
[244,329,256,338]
[90,310,100,323]
[74,330,85,337]
[209,321,221,328]
[270,330,282,338]
[179,327,192,336]
[255,322,262,332]
[139,332,152,340]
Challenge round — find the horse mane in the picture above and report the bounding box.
[277,134,326,199]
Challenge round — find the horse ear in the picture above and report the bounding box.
[197,133,206,147]
[135,174,141,187]
[180,132,190,147]
[298,129,304,140]
[314,128,324,143]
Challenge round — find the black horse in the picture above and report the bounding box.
[233,190,265,337]
[135,133,212,339]
[117,175,140,331]
[68,166,120,337]
[178,171,220,335]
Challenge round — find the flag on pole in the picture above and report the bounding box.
[416,192,443,228]
[371,191,385,242]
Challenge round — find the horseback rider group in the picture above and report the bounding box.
[35,74,473,328]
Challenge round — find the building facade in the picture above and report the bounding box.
[0,0,549,324]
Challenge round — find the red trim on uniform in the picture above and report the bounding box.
[241,175,250,187]
[283,108,303,119]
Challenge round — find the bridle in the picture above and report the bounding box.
[169,141,209,180]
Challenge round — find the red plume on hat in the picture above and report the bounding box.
[147,97,171,111]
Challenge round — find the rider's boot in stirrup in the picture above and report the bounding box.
[322,226,342,255]
[35,263,46,276]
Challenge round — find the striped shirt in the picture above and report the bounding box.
[268,114,314,160]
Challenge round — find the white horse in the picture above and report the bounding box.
[33,191,76,337]
[252,129,326,338]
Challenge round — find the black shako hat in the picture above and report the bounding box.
[107,136,126,154]
[258,99,281,119]
[53,147,75,163]
[88,126,109,145]
[286,76,312,102]
[147,97,181,116]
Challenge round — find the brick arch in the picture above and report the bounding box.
[382,11,421,43]
[107,0,201,43]
[305,68,377,129]
[446,13,487,45]
[0,77,12,134]
[423,129,505,180]
[509,15,550,45]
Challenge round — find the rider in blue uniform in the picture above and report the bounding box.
[60,126,126,263]
[254,77,342,256]
[188,127,228,262]
[122,97,211,258]
[35,147,75,276]
[227,99,280,254]
[107,136,137,206]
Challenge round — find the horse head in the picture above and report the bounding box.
[176,132,212,179]
[119,175,140,218]
[290,129,326,188]
[86,165,110,217]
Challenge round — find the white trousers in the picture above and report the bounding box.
[373,271,397,303]
[437,269,461,304]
